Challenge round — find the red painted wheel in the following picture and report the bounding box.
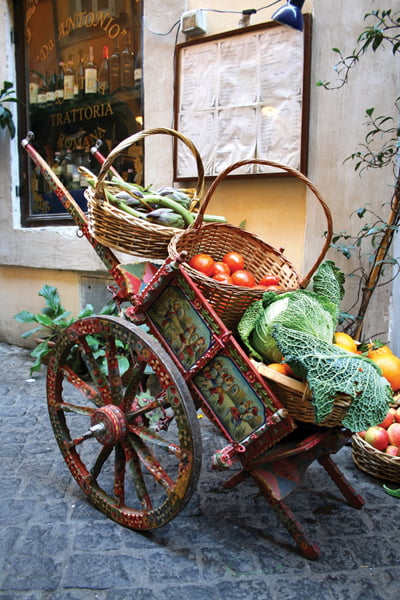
[46,315,202,529]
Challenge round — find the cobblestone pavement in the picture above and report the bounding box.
[0,341,399,600]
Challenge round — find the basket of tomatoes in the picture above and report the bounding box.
[169,158,333,330]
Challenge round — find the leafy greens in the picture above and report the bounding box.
[238,260,391,431]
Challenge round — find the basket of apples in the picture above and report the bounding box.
[352,405,400,482]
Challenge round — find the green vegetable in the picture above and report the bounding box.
[239,261,344,364]
[238,260,391,431]
[273,323,391,431]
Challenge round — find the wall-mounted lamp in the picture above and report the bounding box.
[271,0,305,32]
[238,8,257,28]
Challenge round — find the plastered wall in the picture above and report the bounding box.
[0,0,399,351]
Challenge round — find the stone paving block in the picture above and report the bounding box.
[1,342,400,600]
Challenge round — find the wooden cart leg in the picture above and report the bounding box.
[253,476,321,560]
[318,454,365,509]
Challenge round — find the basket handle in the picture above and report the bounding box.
[192,158,333,287]
[95,127,205,200]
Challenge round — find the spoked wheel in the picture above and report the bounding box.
[46,315,202,530]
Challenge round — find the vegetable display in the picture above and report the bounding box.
[238,260,392,432]
[81,169,227,229]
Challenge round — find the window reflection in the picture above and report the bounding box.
[24,0,143,219]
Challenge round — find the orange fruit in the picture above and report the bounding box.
[333,332,359,354]
[367,343,394,361]
[367,351,400,392]
[267,363,288,375]
[267,362,298,378]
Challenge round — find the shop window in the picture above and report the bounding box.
[16,0,143,225]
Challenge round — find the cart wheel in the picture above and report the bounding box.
[47,315,202,530]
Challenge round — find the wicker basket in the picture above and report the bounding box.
[169,158,333,331]
[86,127,205,260]
[352,433,400,482]
[253,360,352,427]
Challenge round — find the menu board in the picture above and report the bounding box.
[174,18,311,178]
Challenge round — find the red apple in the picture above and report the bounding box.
[358,430,367,440]
[394,407,400,424]
[385,445,400,457]
[387,422,400,446]
[364,426,390,451]
[378,408,396,429]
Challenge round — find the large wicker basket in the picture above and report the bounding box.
[352,433,400,482]
[169,158,333,331]
[86,127,205,260]
[253,360,353,427]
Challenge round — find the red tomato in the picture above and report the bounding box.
[222,251,245,273]
[189,253,215,276]
[231,270,256,287]
[212,261,231,276]
[213,273,233,284]
[258,274,280,287]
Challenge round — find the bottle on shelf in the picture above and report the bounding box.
[46,71,56,105]
[29,71,40,105]
[120,35,134,89]
[38,76,48,106]
[64,56,75,101]
[61,149,73,187]
[77,50,85,99]
[85,46,97,96]
[55,61,64,103]
[52,152,63,179]
[98,46,110,95]
[109,42,120,93]
[134,46,143,92]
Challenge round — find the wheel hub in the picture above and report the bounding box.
[90,405,127,445]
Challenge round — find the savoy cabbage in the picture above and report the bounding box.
[238,260,391,431]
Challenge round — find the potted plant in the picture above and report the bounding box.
[0,80,19,138]
[13,284,121,375]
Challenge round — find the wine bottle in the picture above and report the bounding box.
[64,57,75,101]
[85,46,97,96]
[29,71,40,104]
[98,46,109,95]
[120,36,134,89]
[134,46,143,93]
[46,71,56,105]
[77,51,85,99]
[38,76,48,106]
[55,62,64,103]
[109,43,120,93]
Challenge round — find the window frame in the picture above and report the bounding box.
[15,0,143,227]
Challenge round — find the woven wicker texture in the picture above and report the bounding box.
[352,433,400,482]
[169,158,333,331]
[86,127,205,260]
[253,361,352,428]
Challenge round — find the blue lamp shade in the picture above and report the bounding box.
[271,0,305,31]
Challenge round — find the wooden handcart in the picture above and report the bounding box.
[22,129,364,560]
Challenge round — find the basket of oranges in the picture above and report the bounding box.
[253,354,353,428]
[169,158,333,331]
[253,334,398,429]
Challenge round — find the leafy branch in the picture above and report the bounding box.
[0,80,20,138]
[318,8,400,340]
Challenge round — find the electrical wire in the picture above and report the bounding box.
[143,1,283,36]
[143,16,181,36]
